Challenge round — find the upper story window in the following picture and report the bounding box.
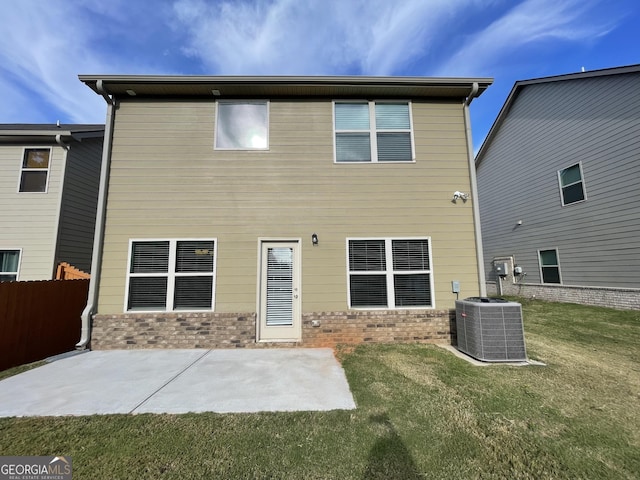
[126,239,217,311]
[558,163,586,206]
[334,101,414,163]
[0,250,21,281]
[538,249,561,284]
[215,101,269,150]
[19,148,51,192]
[347,238,433,309]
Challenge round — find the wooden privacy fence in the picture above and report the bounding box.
[0,279,89,372]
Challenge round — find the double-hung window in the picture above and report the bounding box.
[215,101,269,150]
[538,249,561,284]
[347,238,433,308]
[126,239,217,311]
[558,163,586,205]
[0,250,21,281]
[19,148,51,192]
[334,101,413,162]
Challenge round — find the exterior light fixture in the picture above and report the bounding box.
[125,89,137,96]
[212,89,221,96]
[311,233,319,245]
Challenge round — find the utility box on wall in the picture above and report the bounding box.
[494,262,509,277]
[455,297,527,362]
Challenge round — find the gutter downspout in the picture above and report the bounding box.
[463,82,487,297]
[77,80,115,349]
[55,134,70,150]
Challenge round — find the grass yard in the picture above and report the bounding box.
[1,299,638,479]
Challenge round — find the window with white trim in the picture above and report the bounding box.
[538,249,561,284]
[558,163,586,205]
[215,101,269,150]
[126,239,216,311]
[19,148,51,192]
[334,101,413,162]
[347,238,433,308]
[0,250,20,281]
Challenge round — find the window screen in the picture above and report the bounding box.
[335,102,413,162]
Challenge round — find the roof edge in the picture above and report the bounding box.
[475,64,640,166]
[78,74,493,86]
[0,124,105,142]
[78,74,493,100]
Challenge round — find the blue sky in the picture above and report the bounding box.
[0,0,638,150]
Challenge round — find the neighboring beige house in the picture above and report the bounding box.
[78,75,492,349]
[0,124,104,281]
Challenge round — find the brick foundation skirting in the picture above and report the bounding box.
[486,281,640,311]
[91,309,455,350]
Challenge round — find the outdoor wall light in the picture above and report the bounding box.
[311,233,319,246]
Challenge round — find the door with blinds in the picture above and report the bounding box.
[258,241,301,342]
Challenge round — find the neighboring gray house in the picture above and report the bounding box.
[475,65,640,310]
[0,124,104,281]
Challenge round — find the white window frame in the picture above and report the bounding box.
[18,147,52,193]
[333,100,415,163]
[124,238,218,312]
[0,248,22,282]
[557,162,587,206]
[346,237,434,309]
[538,248,562,284]
[214,100,270,151]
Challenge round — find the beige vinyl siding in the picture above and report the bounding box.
[98,99,479,314]
[0,144,65,280]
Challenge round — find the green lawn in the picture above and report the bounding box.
[1,299,638,479]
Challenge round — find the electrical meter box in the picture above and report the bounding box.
[494,262,509,277]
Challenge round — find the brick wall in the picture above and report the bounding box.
[91,309,455,349]
[485,256,640,310]
[486,281,640,310]
[302,310,454,348]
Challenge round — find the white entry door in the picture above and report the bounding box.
[258,241,301,341]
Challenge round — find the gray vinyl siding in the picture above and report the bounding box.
[55,137,103,273]
[97,98,480,314]
[0,144,65,280]
[477,71,640,288]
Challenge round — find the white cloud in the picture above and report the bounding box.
[0,0,627,126]
[434,0,616,77]
[0,2,105,123]
[0,0,177,124]
[171,0,485,75]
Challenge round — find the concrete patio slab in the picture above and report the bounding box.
[0,349,356,417]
